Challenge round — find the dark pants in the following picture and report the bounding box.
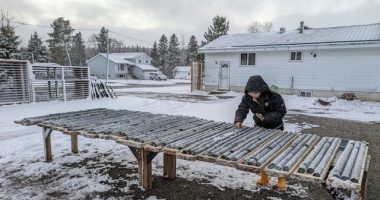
[256,123,284,131]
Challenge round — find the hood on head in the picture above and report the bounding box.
[244,75,270,94]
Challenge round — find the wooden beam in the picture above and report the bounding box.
[163,153,176,179]
[42,127,53,162]
[142,149,158,191]
[71,132,78,154]
[163,153,168,176]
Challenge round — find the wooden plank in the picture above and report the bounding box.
[360,155,370,200]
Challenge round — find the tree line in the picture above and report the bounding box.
[0,11,275,72]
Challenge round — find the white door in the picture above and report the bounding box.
[218,61,230,90]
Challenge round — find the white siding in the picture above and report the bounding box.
[87,56,117,79]
[205,47,380,92]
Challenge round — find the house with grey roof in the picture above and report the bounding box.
[172,66,191,79]
[86,52,159,80]
[199,22,380,100]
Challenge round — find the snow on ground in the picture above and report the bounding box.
[116,84,380,123]
[106,79,190,87]
[114,85,194,95]
[1,84,380,199]
[115,86,380,124]
[283,95,380,123]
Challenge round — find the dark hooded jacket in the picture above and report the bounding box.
[234,75,287,130]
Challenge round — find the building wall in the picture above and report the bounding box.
[87,55,117,79]
[143,70,157,80]
[173,71,190,79]
[204,47,380,99]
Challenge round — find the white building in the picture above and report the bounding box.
[172,66,191,79]
[199,22,380,101]
[86,53,159,80]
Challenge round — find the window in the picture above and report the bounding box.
[240,53,255,66]
[300,91,312,97]
[138,59,142,64]
[118,64,125,71]
[290,52,302,61]
[145,60,149,64]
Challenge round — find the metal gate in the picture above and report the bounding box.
[0,59,31,105]
[32,63,90,102]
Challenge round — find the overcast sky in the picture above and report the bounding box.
[1,0,380,47]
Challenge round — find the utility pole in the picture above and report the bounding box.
[106,29,110,84]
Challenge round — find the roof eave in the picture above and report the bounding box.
[199,41,380,53]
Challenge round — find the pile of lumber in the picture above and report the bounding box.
[338,92,358,101]
[90,79,117,99]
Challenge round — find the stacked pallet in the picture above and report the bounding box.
[91,79,116,99]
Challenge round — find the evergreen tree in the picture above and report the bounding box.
[167,34,179,66]
[158,34,168,67]
[27,32,48,63]
[71,32,86,66]
[47,17,74,65]
[150,41,159,66]
[204,15,229,43]
[96,27,108,53]
[187,35,198,62]
[0,12,21,53]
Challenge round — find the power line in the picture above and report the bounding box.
[108,30,152,45]
[12,20,153,46]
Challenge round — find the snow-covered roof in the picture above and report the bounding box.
[86,52,152,64]
[199,23,380,52]
[135,64,158,71]
[173,66,190,72]
[31,62,61,67]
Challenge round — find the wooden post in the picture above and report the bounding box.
[277,177,287,190]
[163,153,168,176]
[257,170,269,186]
[138,148,143,186]
[71,132,78,154]
[42,127,53,162]
[163,153,176,179]
[141,149,158,191]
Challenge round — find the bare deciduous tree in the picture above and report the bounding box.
[248,21,274,33]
